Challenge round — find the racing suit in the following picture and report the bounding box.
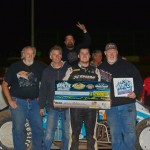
[64,63,100,150]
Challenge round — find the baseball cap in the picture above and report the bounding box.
[105,43,117,51]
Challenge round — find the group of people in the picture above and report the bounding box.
[2,22,143,150]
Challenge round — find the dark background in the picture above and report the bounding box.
[1,0,150,58]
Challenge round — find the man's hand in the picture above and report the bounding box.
[127,91,136,99]
[76,22,87,33]
[40,109,44,116]
[9,99,17,109]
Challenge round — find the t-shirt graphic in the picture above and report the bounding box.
[17,71,37,87]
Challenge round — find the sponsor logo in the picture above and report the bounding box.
[95,83,109,90]
[56,81,71,91]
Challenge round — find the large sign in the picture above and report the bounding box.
[54,81,111,109]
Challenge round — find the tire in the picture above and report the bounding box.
[135,118,150,150]
[0,109,32,150]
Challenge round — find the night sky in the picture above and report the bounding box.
[1,0,150,57]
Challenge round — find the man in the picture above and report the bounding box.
[90,49,103,67]
[39,45,71,150]
[99,42,143,150]
[62,22,91,66]
[63,48,101,150]
[2,46,47,150]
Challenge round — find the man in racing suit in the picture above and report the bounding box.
[63,48,101,150]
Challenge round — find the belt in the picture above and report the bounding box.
[26,98,37,101]
[12,97,37,101]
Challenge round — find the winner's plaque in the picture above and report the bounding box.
[113,78,134,97]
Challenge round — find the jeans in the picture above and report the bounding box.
[70,108,97,150]
[106,103,136,150]
[10,97,43,150]
[43,108,70,150]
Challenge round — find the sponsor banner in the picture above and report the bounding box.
[54,81,110,109]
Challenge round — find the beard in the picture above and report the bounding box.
[66,43,74,49]
[107,58,117,65]
[23,60,34,66]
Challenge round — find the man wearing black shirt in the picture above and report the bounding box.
[99,42,143,150]
[2,46,47,150]
[62,22,91,66]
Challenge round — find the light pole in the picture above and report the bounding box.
[31,0,34,46]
